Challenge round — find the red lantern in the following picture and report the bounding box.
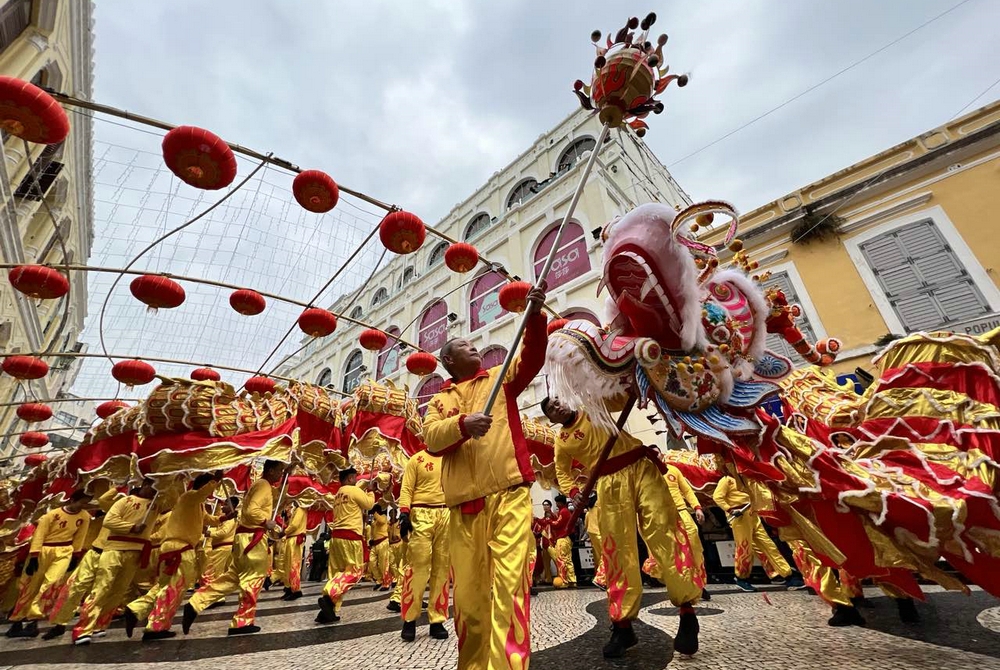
[359,329,388,351]
[298,308,337,337]
[292,170,339,213]
[24,453,47,467]
[498,281,532,313]
[547,318,569,335]
[129,274,185,310]
[379,211,426,255]
[96,400,130,419]
[445,243,479,273]
[406,351,438,376]
[2,355,49,380]
[245,376,277,394]
[161,125,237,190]
[112,360,156,387]
[191,367,221,381]
[8,265,69,300]
[19,431,49,448]
[230,289,266,316]
[16,402,52,423]
[0,76,69,144]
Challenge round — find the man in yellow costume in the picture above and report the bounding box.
[712,474,804,592]
[367,504,391,590]
[423,283,547,670]
[543,398,702,659]
[280,502,307,601]
[199,496,239,592]
[72,478,157,645]
[397,449,450,642]
[125,472,220,640]
[5,490,91,638]
[184,460,286,636]
[548,494,577,587]
[317,467,375,624]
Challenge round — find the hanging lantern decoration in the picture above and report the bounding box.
[245,376,277,395]
[8,265,69,300]
[2,355,49,380]
[405,351,438,376]
[298,308,337,337]
[230,288,266,316]
[547,318,569,335]
[191,367,221,382]
[129,274,185,311]
[19,431,49,448]
[161,125,238,190]
[379,211,426,255]
[292,170,340,213]
[96,400,130,419]
[444,243,480,273]
[359,329,388,351]
[0,76,70,145]
[112,360,156,388]
[498,281,532,313]
[16,402,52,423]
[24,453,47,467]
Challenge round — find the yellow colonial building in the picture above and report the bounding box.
[0,0,95,461]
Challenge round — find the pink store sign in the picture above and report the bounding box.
[470,272,506,331]
[533,222,591,290]
[418,301,449,353]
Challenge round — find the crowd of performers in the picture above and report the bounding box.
[2,273,1000,669]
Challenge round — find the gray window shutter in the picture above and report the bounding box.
[859,219,988,332]
[760,271,817,368]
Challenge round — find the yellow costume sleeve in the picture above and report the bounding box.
[423,395,468,455]
[712,476,733,512]
[677,469,700,510]
[241,478,274,528]
[71,513,91,553]
[28,510,52,554]
[398,456,417,512]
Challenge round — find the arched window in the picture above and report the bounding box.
[0,1,31,53]
[427,242,448,269]
[403,266,415,284]
[371,287,388,307]
[342,350,365,393]
[557,136,597,174]
[506,179,539,210]
[562,309,601,327]
[414,374,445,417]
[470,271,506,331]
[533,221,591,290]
[377,326,403,378]
[418,300,449,353]
[464,212,492,241]
[350,305,363,320]
[481,345,508,370]
[316,368,332,387]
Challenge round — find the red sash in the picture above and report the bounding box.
[598,446,667,478]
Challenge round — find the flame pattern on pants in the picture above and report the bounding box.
[188,532,268,629]
[400,507,450,624]
[73,549,142,640]
[730,512,791,580]
[323,538,365,615]
[128,548,199,632]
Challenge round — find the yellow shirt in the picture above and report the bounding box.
[370,512,388,542]
[101,495,155,551]
[330,485,374,535]
[554,411,642,496]
[712,475,750,512]
[90,488,121,552]
[149,512,171,548]
[398,451,445,511]
[665,464,700,512]
[209,518,237,548]
[285,507,307,538]
[29,507,90,555]
[240,478,276,530]
[161,481,218,553]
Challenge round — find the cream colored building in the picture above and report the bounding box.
[0,0,95,461]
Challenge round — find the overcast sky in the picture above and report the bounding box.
[71,0,1000,397]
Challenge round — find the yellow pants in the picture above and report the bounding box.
[188,533,268,628]
[327,540,336,582]
[272,539,286,583]
[642,511,706,588]
[731,512,791,580]
[450,485,533,670]
[49,548,100,625]
[282,537,303,592]
[323,538,365,614]
[788,540,850,606]
[553,537,577,585]
[535,544,553,584]
[591,532,606,587]
[73,549,142,640]
[199,544,233,589]
[388,540,407,605]
[10,546,74,621]
[599,458,701,621]
[401,507,450,624]
[128,548,198,632]
[368,539,391,587]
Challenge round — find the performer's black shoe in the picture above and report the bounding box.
[263,576,272,592]
[529,587,538,597]
[701,588,712,602]
[5,621,22,637]
[142,630,177,641]
[182,603,197,634]
[124,608,138,638]
[429,623,449,640]
[288,591,302,601]
[851,595,874,609]
[281,587,293,600]
[373,583,381,591]
[785,575,807,590]
[317,595,337,624]
[896,598,920,623]
[602,622,638,658]
[674,608,699,656]
[42,624,66,640]
[227,625,261,636]
[422,600,428,609]
[386,600,401,613]
[828,604,865,627]
[401,620,416,642]
[9,620,38,638]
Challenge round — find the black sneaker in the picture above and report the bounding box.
[317,595,336,619]
[227,625,261,635]
[785,575,807,590]
[182,603,197,634]
[378,585,390,592]
[734,578,756,592]
[828,604,865,627]
[142,630,177,641]
[673,610,700,656]
[280,587,293,601]
[124,608,138,638]
[42,624,66,640]
[602,622,638,659]
[401,620,416,642]
[896,598,920,623]
[5,621,22,638]
[263,577,272,591]
[373,583,381,591]
[288,591,302,601]
[386,600,401,613]
[11,620,39,638]
[74,635,92,646]
[429,622,449,639]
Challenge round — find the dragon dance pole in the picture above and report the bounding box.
[481,121,611,415]
[271,469,292,523]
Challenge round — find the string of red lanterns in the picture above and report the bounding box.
[96,400,130,419]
